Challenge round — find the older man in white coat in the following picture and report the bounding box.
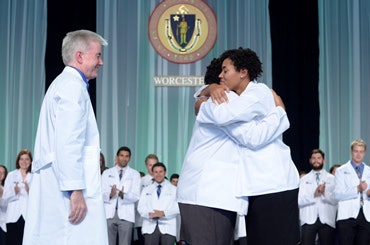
[23,30,109,245]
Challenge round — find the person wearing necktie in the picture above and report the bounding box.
[334,139,370,244]
[101,146,141,245]
[298,149,337,245]
[138,162,179,245]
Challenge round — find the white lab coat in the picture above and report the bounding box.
[298,169,337,228]
[197,82,299,196]
[135,174,154,228]
[2,169,32,224]
[177,82,289,213]
[101,166,141,223]
[23,67,108,245]
[334,161,370,222]
[0,185,6,232]
[138,180,179,237]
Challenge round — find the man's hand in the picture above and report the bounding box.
[271,89,285,110]
[358,180,367,193]
[118,186,124,199]
[199,84,229,104]
[110,185,118,199]
[314,183,326,197]
[149,209,165,219]
[69,190,87,224]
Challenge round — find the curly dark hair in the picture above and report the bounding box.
[204,58,222,85]
[219,47,263,81]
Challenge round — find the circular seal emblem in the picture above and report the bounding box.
[148,0,217,64]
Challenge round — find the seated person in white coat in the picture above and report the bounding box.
[334,139,370,244]
[298,149,337,245]
[138,162,179,245]
[101,146,141,245]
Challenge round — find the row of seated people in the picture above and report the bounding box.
[0,147,246,245]
[1,142,370,245]
[100,147,247,245]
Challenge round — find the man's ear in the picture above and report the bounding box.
[76,51,84,64]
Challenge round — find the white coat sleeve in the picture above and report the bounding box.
[321,176,337,205]
[137,187,152,219]
[196,89,271,126]
[54,83,88,191]
[298,176,317,208]
[120,172,141,204]
[193,85,208,98]
[334,168,359,201]
[221,106,289,149]
[2,172,19,203]
[101,170,113,203]
[161,188,180,220]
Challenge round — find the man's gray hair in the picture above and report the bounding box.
[61,30,108,65]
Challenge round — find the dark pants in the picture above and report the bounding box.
[301,218,335,245]
[143,225,176,245]
[0,227,5,245]
[336,208,370,245]
[234,236,248,245]
[246,188,300,245]
[179,203,237,245]
[133,227,145,245]
[6,216,25,245]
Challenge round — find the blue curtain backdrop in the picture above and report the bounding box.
[0,0,369,176]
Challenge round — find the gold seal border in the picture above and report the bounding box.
[148,0,217,64]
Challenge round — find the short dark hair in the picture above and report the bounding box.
[170,173,179,181]
[152,162,166,172]
[310,149,325,159]
[204,58,222,85]
[116,146,131,156]
[329,164,341,174]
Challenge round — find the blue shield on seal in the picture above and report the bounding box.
[170,14,195,48]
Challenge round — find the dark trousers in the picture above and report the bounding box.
[336,208,370,245]
[133,227,145,245]
[234,236,248,245]
[143,225,176,245]
[246,188,300,245]
[0,227,5,245]
[179,203,237,245]
[301,218,335,245]
[6,216,25,245]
